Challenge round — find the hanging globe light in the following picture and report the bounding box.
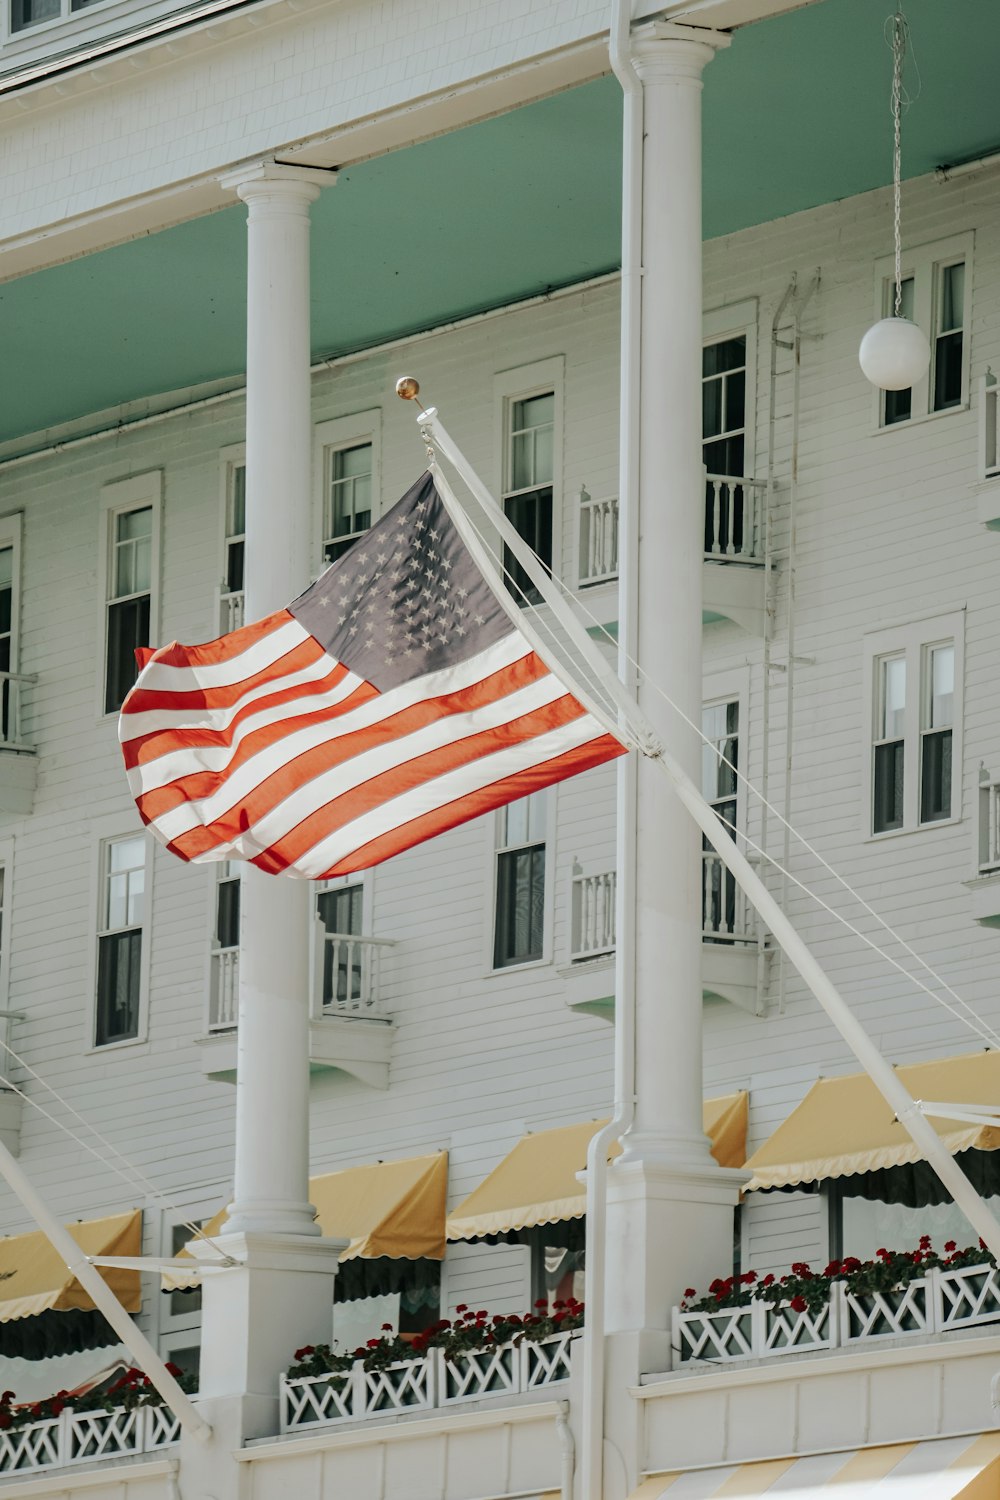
[859,315,931,390]
[859,10,929,392]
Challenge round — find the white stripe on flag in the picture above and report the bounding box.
[133,618,311,693]
[180,666,570,858]
[287,712,609,877]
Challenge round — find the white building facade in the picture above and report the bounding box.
[0,0,998,1494]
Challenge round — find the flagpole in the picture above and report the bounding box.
[411,397,1000,1263]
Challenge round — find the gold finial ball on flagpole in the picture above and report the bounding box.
[395,376,421,402]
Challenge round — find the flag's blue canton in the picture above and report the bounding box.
[291,471,511,692]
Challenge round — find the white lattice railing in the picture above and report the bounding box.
[578,491,619,586]
[978,774,1000,874]
[673,1261,1000,1366]
[571,871,616,961]
[209,946,239,1030]
[704,475,765,563]
[280,1333,576,1432]
[0,1405,181,1476]
[702,851,757,943]
[313,930,395,1019]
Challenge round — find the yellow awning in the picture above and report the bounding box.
[0,1210,141,1322]
[636,1432,1000,1497]
[447,1094,747,1241]
[745,1051,1000,1192]
[170,1153,447,1287]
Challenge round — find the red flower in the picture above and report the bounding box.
[980,1238,987,1250]
[684,1288,696,1299]
[0,1414,10,1430]
[534,1299,548,1309]
[164,1362,183,1378]
[381,1323,393,1332]
[790,1262,811,1277]
[790,1295,807,1313]
[842,1257,861,1272]
[740,1271,757,1285]
[455,1304,468,1314]
[823,1261,841,1277]
[761,1274,775,1287]
[366,1339,380,1348]
[944,1241,956,1253]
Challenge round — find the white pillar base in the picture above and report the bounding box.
[190,1231,343,1431]
[605,1158,745,1336]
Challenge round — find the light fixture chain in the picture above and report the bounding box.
[891,9,906,317]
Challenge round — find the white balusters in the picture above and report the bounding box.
[209,947,240,1030]
[980,775,1000,873]
[571,870,616,961]
[578,490,619,585]
[701,851,755,941]
[704,475,764,562]
[317,932,395,1018]
[220,591,245,633]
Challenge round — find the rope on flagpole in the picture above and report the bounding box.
[402,386,1000,1261]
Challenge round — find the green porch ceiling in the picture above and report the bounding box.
[1,0,997,445]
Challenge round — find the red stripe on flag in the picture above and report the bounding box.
[318,733,626,876]
[251,690,591,875]
[122,661,359,772]
[160,651,553,863]
[133,609,294,672]
[122,636,327,716]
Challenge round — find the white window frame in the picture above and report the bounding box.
[486,789,556,975]
[154,1193,225,1352]
[313,410,382,575]
[89,817,153,1052]
[98,472,162,719]
[978,372,1000,481]
[217,444,246,634]
[861,610,965,839]
[494,356,565,599]
[872,232,974,430]
[703,299,758,481]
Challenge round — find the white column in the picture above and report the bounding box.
[606,24,741,1338]
[181,165,343,1461]
[221,160,332,1238]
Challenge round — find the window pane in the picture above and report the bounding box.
[10,0,59,31]
[841,1192,1000,1263]
[225,539,245,595]
[928,644,954,728]
[940,262,964,332]
[510,395,554,490]
[216,877,240,948]
[334,443,372,482]
[702,702,739,803]
[105,595,150,713]
[883,386,912,426]
[0,549,14,591]
[933,330,963,411]
[920,728,952,823]
[879,657,906,739]
[873,740,904,833]
[96,930,142,1045]
[494,845,545,967]
[502,489,552,606]
[110,836,145,874]
[724,369,746,436]
[229,466,246,538]
[702,379,723,441]
[503,798,530,848]
[702,337,745,378]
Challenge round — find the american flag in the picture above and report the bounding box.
[120,472,626,879]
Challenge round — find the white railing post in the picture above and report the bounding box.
[703,476,764,563]
[210,947,240,1030]
[578,490,620,585]
[571,870,617,960]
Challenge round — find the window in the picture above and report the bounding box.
[96,835,145,1047]
[209,862,240,1031]
[702,701,740,940]
[875,234,972,428]
[324,443,373,564]
[220,456,245,632]
[702,337,746,480]
[215,862,240,951]
[314,413,381,573]
[0,516,23,746]
[865,613,963,836]
[502,392,554,606]
[702,303,757,560]
[494,793,547,968]
[10,0,100,32]
[101,473,160,716]
[316,881,363,1007]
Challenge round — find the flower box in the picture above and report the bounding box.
[672,1303,755,1364]
[935,1260,1000,1332]
[280,1370,354,1430]
[837,1275,932,1344]
[359,1356,434,1416]
[758,1296,835,1358]
[521,1330,575,1388]
[438,1342,519,1404]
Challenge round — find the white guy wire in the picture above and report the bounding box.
[445,481,1000,1051]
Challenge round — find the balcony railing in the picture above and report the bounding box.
[702,851,757,944]
[219,590,244,634]
[578,491,619,586]
[208,946,239,1031]
[0,670,36,751]
[571,870,616,961]
[673,1260,1000,1367]
[704,475,765,563]
[315,930,395,1018]
[0,1404,180,1478]
[281,1332,576,1432]
[978,772,1000,874]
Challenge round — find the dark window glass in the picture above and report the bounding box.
[96,930,142,1045]
[317,884,363,1006]
[883,387,913,426]
[933,332,963,412]
[216,876,240,949]
[873,741,905,833]
[225,540,245,595]
[10,0,59,30]
[920,729,952,822]
[494,845,545,967]
[106,596,150,714]
[503,489,552,607]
